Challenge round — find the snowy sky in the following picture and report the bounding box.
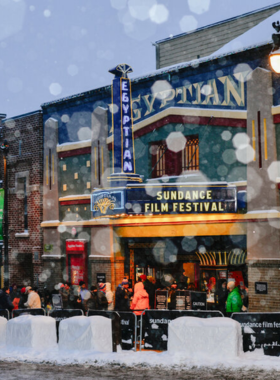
[1,0,280,118]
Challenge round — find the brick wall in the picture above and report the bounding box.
[0,111,44,288]
[248,259,280,312]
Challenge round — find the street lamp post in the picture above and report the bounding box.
[1,140,9,287]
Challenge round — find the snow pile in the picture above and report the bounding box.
[6,315,57,349]
[58,316,112,353]
[168,317,243,359]
[0,316,7,347]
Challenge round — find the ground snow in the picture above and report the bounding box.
[168,317,243,359]
[1,315,280,370]
[59,316,112,353]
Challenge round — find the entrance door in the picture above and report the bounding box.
[70,255,85,285]
[66,240,88,286]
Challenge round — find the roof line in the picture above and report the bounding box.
[3,109,42,122]
[155,2,280,44]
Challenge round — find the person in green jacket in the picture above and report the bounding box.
[226,281,243,315]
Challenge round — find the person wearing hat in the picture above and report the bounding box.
[115,278,132,311]
[226,281,243,316]
[96,283,108,310]
[24,286,41,309]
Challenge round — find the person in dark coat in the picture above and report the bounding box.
[145,276,156,309]
[214,279,228,315]
[86,286,99,310]
[0,287,14,311]
[115,278,132,311]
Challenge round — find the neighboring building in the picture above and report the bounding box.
[0,111,44,288]
[155,2,280,69]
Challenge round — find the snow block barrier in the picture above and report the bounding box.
[0,316,7,347]
[58,316,112,353]
[6,315,57,349]
[168,317,243,358]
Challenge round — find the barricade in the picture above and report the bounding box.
[117,311,137,351]
[140,309,224,351]
[232,312,280,356]
[87,310,122,352]
[12,308,46,318]
[0,309,9,320]
[48,309,84,342]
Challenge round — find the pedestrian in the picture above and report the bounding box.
[131,282,149,315]
[226,281,243,316]
[214,279,228,315]
[10,284,20,310]
[24,286,41,309]
[86,286,99,310]
[77,281,91,312]
[115,278,132,311]
[10,284,19,301]
[59,283,70,309]
[0,286,14,312]
[168,282,178,310]
[18,287,27,309]
[97,283,108,310]
[105,282,114,311]
[145,276,156,309]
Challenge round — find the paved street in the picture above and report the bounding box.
[0,362,280,380]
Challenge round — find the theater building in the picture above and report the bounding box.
[40,6,280,312]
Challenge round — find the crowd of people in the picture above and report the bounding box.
[0,275,249,317]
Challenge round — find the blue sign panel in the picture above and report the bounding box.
[91,190,125,216]
[111,77,135,174]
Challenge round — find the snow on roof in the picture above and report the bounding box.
[209,9,280,59]
[155,3,280,44]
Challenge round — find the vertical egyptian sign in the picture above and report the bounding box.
[110,64,134,174]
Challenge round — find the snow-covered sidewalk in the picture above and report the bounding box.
[0,346,280,371]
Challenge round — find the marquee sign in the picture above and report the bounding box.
[91,185,237,217]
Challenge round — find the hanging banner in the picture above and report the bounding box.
[0,189,4,241]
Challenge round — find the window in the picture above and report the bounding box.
[151,135,199,178]
[17,177,28,231]
[182,135,199,171]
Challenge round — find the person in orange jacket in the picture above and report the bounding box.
[130,282,149,316]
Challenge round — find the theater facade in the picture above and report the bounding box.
[41,40,280,311]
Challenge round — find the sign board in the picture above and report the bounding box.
[97,273,106,284]
[232,313,280,356]
[155,290,168,310]
[175,290,188,310]
[142,309,223,351]
[92,185,237,217]
[66,240,86,252]
[255,282,268,295]
[118,311,137,351]
[190,291,207,310]
[52,294,63,309]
